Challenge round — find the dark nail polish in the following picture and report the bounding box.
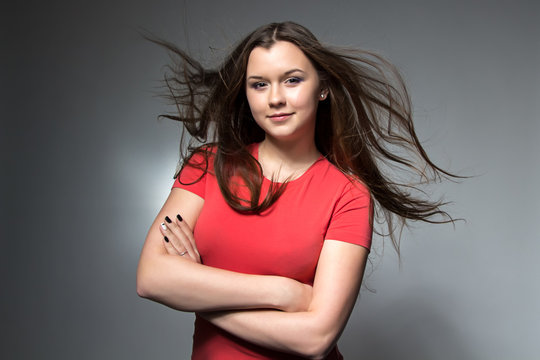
[165,216,172,223]
[176,214,183,222]
[164,236,169,243]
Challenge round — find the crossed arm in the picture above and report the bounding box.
[137,188,369,359]
[137,188,312,312]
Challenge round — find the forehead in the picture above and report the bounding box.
[246,41,316,75]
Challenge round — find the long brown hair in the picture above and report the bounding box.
[147,22,459,251]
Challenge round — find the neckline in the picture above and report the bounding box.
[252,142,324,185]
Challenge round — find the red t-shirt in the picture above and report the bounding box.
[173,143,372,359]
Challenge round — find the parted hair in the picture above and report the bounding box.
[148,21,458,252]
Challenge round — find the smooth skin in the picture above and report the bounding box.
[137,41,369,359]
[246,41,328,182]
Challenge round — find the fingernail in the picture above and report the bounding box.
[160,223,167,230]
[164,236,169,243]
[165,216,172,223]
[176,214,183,222]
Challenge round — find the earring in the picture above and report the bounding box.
[320,93,325,99]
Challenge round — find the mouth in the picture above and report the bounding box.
[267,112,294,121]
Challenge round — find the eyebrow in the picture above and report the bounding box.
[246,68,306,80]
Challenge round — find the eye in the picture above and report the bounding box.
[249,81,267,90]
[285,76,303,85]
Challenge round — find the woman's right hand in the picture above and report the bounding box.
[159,213,201,264]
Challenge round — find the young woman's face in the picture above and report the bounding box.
[245,41,327,144]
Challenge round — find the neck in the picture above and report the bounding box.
[258,137,320,181]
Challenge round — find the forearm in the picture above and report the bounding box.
[202,309,337,359]
[137,252,305,313]
[201,240,369,359]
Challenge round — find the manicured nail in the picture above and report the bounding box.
[164,236,169,243]
[165,216,172,223]
[160,223,167,230]
[176,214,183,222]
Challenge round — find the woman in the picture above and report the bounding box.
[137,22,455,359]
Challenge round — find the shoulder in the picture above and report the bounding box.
[320,159,373,249]
[181,144,217,172]
[173,144,217,194]
[316,157,371,198]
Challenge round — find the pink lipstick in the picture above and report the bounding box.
[268,113,293,121]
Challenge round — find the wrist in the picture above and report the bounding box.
[271,277,310,312]
[259,276,284,311]
[276,277,295,311]
[257,276,292,311]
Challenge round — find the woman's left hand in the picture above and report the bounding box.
[159,214,201,263]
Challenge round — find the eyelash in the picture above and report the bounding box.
[249,77,303,89]
[251,82,267,89]
[285,76,303,85]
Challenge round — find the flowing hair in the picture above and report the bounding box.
[146,21,459,253]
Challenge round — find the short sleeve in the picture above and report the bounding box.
[325,181,372,250]
[172,152,209,199]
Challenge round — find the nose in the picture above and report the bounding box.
[268,84,285,108]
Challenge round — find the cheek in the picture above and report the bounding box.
[246,93,265,115]
[289,88,319,111]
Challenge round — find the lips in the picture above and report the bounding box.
[268,112,294,121]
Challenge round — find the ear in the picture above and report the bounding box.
[319,89,329,101]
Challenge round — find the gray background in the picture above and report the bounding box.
[3,0,539,359]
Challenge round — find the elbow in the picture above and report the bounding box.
[136,251,170,300]
[136,275,150,299]
[136,262,156,299]
[304,339,335,360]
[298,325,339,360]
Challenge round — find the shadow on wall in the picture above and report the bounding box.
[344,293,475,360]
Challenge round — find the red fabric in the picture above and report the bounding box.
[173,143,371,359]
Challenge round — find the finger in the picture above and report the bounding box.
[161,217,196,261]
[159,221,188,256]
[161,233,179,255]
[175,214,201,263]
[166,214,198,262]
[176,214,200,262]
